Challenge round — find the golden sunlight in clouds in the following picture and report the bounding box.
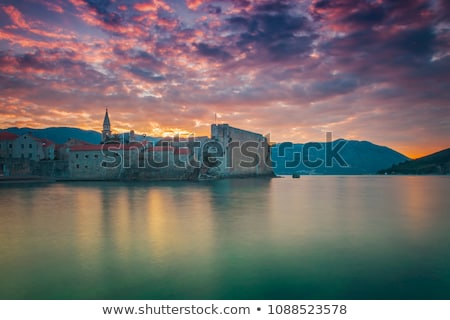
[0,0,448,158]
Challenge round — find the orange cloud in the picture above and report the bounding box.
[186,0,204,11]
[135,0,172,12]
[134,2,158,12]
[2,5,30,29]
[42,1,64,14]
[2,5,74,40]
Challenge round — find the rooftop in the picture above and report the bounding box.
[0,132,19,141]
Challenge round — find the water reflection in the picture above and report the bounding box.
[0,176,449,299]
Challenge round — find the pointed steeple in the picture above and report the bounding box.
[102,108,111,143]
[103,108,111,130]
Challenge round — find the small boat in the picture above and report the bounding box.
[292,172,301,178]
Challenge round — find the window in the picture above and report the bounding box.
[94,154,98,159]
[85,165,88,169]
[9,144,12,148]
[85,154,89,159]
[76,164,79,169]
[29,153,32,158]
[29,144,32,149]
[21,144,24,149]
[75,154,79,159]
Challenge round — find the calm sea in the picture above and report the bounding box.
[1,176,449,299]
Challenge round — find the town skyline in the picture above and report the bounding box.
[1,0,449,158]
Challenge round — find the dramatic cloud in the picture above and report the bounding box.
[194,42,232,61]
[0,0,449,157]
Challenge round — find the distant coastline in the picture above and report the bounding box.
[378,148,450,175]
[2,122,449,178]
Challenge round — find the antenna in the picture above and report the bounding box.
[214,112,217,125]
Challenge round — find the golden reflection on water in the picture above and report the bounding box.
[394,176,441,236]
[112,189,133,259]
[147,188,178,261]
[1,176,449,299]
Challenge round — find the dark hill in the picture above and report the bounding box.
[1,127,102,144]
[378,148,450,175]
[271,140,409,175]
[0,127,161,145]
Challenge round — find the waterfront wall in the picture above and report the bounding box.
[67,146,198,181]
[0,158,32,176]
[32,160,69,178]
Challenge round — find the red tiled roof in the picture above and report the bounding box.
[106,144,149,151]
[0,132,19,141]
[148,146,174,152]
[16,133,55,146]
[69,144,106,151]
[63,138,92,146]
[39,138,55,146]
[29,136,54,146]
[68,144,180,152]
[174,147,190,155]
[69,143,148,152]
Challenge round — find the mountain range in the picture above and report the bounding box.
[271,140,409,175]
[1,127,102,144]
[0,127,160,145]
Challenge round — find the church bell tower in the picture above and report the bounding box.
[102,108,111,143]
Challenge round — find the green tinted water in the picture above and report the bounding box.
[1,176,449,299]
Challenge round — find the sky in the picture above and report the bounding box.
[0,0,449,158]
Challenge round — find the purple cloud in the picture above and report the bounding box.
[0,0,448,157]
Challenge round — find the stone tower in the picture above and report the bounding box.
[102,108,111,143]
